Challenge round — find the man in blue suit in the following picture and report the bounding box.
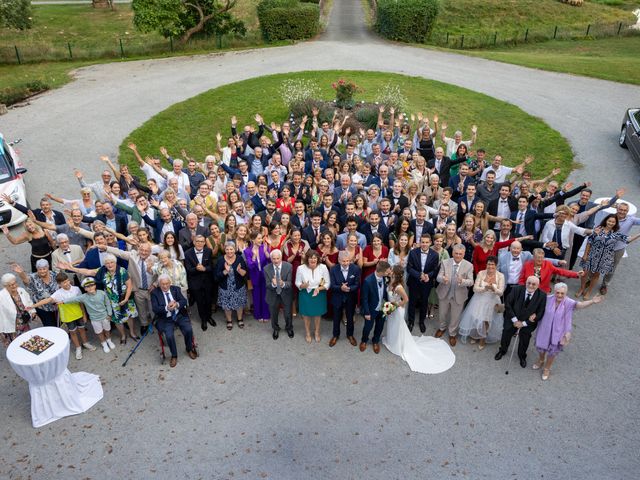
[509,195,555,239]
[151,274,197,368]
[329,252,361,347]
[360,260,392,354]
[142,207,183,244]
[406,234,439,333]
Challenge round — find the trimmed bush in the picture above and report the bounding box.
[258,0,320,41]
[375,0,440,43]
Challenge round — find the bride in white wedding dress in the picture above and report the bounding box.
[382,265,456,374]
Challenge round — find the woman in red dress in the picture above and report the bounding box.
[472,230,531,274]
[265,222,287,252]
[361,233,389,280]
[316,232,339,269]
[276,185,295,215]
[282,229,310,316]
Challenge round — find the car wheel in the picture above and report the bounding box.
[619,125,628,149]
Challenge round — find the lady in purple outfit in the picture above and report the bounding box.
[533,282,603,381]
[243,231,271,322]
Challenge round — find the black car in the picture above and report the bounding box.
[619,108,640,164]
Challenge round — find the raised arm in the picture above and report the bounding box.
[127,143,148,169]
[44,192,65,205]
[100,156,121,181]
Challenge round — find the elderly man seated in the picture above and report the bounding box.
[151,274,197,367]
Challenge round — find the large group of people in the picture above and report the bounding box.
[1,107,639,377]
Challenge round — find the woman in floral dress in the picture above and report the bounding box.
[577,214,640,299]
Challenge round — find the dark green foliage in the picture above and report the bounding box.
[0,0,33,30]
[375,0,440,43]
[355,107,379,130]
[0,80,49,106]
[257,0,320,41]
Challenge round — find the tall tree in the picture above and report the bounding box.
[132,0,246,45]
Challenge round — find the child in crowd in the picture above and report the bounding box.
[30,273,96,360]
[62,277,115,354]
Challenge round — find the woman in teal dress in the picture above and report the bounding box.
[295,250,330,344]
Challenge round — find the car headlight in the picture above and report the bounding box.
[9,185,20,202]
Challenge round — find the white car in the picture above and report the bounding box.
[0,133,28,227]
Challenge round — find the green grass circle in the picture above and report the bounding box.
[118,70,574,178]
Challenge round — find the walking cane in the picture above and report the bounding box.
[505,329,520,375]
[122,322,154,367]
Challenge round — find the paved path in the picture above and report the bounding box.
[1,0,640,478]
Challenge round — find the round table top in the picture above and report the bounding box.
[6,327,70,368]
[593,198,637,217]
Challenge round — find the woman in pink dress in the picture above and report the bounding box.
[533,282,603,381]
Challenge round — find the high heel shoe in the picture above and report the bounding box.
[315,334,321,343]
[305,334,312,344]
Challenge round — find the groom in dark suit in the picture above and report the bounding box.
[495,275,547,368]
[329,251,361,347]
[360,260,392,354]
[406,234,440,333]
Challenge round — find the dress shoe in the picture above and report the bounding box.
[272,330,279,340]
[519,358,527,368]
[419,323,426,334]
[373,343,380,354]
[407,322,414,332]
[287,329,294,338]
[188,350,197,360]
[329,337,338,347]
[201,322,208,331]
[208,318,216,327]
[140,325,148,336]
[169,357,177,368]
[434,329,445,338]
[494,350,505,361]
[449,336,457,347]
[347,336,357,346]
[359,342,367,352]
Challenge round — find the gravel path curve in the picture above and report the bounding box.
[1,1,639,478]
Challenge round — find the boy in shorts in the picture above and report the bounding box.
[31,273,96,360]
[62,277,115,353]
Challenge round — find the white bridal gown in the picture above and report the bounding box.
[382,288,456,374]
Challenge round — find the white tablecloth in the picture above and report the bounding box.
[6,327,103,428]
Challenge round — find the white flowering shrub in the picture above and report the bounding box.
[279,79,321,109]
[374,83,408,112]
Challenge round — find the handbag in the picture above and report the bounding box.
[494,303,505,314]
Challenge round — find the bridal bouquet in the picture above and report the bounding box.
[382,302,397,316]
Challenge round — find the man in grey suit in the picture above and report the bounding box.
[436,244,474,345]
[264,249,294,340]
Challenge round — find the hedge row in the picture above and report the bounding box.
[258,0,320,42]
[375,0,440,43]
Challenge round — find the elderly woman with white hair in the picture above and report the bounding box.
[61,253,138,344]
[151,250,188,297]
[11,260,58,327]
[0,273,35,347]
[533,282,603,381]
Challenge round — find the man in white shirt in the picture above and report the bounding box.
[441,124,477,157]
[481,154,532,183]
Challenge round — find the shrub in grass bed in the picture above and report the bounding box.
[375,0,440,43]
[258,0,320,41]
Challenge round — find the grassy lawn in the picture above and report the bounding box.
[0,2,260,64]
[459,35,640,85]
[0,1,267,105]
[118,70,575,180]
[432,0,635,40]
